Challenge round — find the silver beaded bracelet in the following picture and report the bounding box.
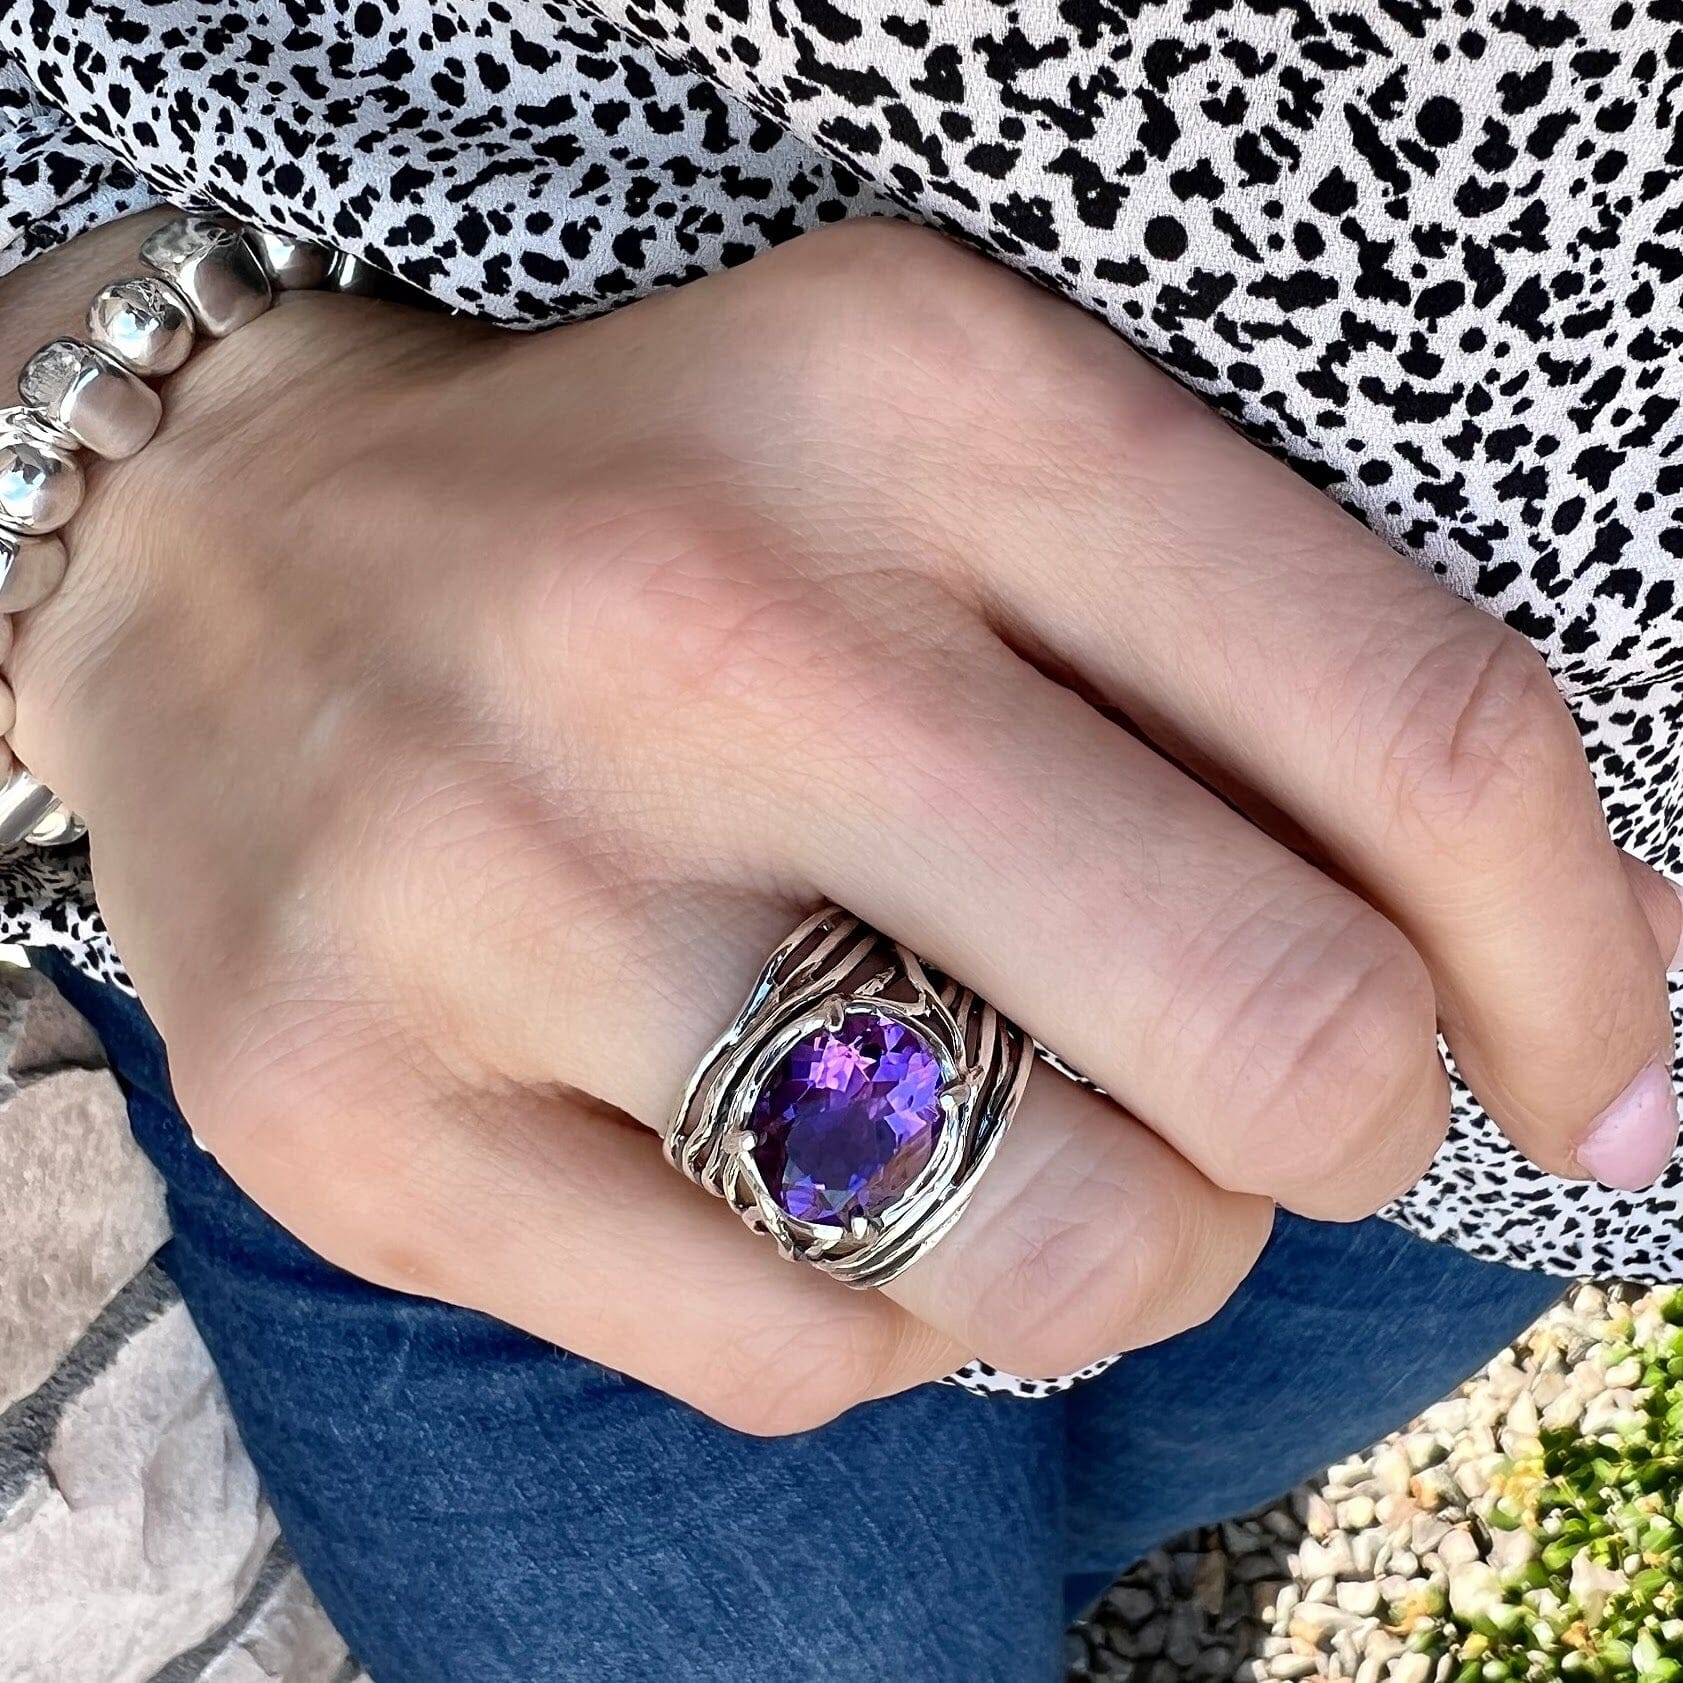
[0,215,356,848]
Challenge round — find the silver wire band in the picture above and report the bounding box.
[665,905,1036,1289]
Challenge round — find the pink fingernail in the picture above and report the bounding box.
[1668,877,1683,973]
[1576,1062,1680,1190]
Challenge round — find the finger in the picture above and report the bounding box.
[408,599,1448,1227]
[554,896,1276,1381]
[193,1033,963,1436]
[1622,853,1683,975]
[880,1060,1273,1379]
[196,936,1267,1401]
[927,319,1677,1184]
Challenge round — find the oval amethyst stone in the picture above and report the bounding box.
[749,1010,945,1226]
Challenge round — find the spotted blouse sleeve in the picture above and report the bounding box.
[0,54,151,991]
[0,53,159,278]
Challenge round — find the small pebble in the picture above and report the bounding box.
[1335,1580,1381,1617]
[1338,1494,1376,1531]
[1193,1551,1227,1618]
[1371,1446,1412,1497]
[1265,1659,1317,1681]
[1435,1525,1480,1569]
[1165,1602,1202,1667]
[1446,1560,1503,1623]
[1298,1534,1354,1580]
[1602,1354,1642,1389]
[1105,1585,1156,1627]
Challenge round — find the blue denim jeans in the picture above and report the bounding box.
[35,950,1565,1683]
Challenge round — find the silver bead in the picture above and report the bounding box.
[0,531,68,611]
[139,215,273,337]
[25,801,87,847]
[250,230,336,290]
[19,337,162,460]
[0,425,84,536]
[0,766,65,847]
[327,252,386,295]
[86,275,197,377]
[0,403,78,454]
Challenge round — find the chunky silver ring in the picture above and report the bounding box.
[19,337,163,460]
[665,906,1034,1289]
[139,216,273,338]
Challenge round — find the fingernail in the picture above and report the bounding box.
[1669,877,1683,972]
[1576,1061,1680,1190]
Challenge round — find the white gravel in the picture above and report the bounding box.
[1070,1281,1670,1682]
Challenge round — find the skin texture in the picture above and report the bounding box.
[2,215,1678,1433]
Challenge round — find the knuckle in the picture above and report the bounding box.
[1381,624,1582,853]
[1212,907,1444,1215]
[529,498,821,723]
[772,217,1015,341]
[769,219,1075,432]
[975,1181,1262,1379]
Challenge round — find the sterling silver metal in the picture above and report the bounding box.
[0,766,84,848]
[665,905,1035,1289]
[19,338,163,459]
[327,253,387,295]
[0,424,84,535]
[0,533,68,611]
[139,216,273,337]
[86,276,197,377]
[0,404,76,453]
[250,231,336,291]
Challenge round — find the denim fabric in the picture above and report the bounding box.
[34,950,1566,1683]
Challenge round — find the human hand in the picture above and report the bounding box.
[9,218,1679,1430]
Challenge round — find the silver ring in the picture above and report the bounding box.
[139,216,273,338]
[19,337,163,460]
[665,906,1034,1289]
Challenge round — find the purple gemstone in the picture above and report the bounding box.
[750,1011,945,1226]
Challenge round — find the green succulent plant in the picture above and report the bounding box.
[1417,1292,1683,1682]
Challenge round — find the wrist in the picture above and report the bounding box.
[0,211,178,378]
[0,213,343,830]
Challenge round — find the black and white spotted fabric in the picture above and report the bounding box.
[1,2,1680,1380]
